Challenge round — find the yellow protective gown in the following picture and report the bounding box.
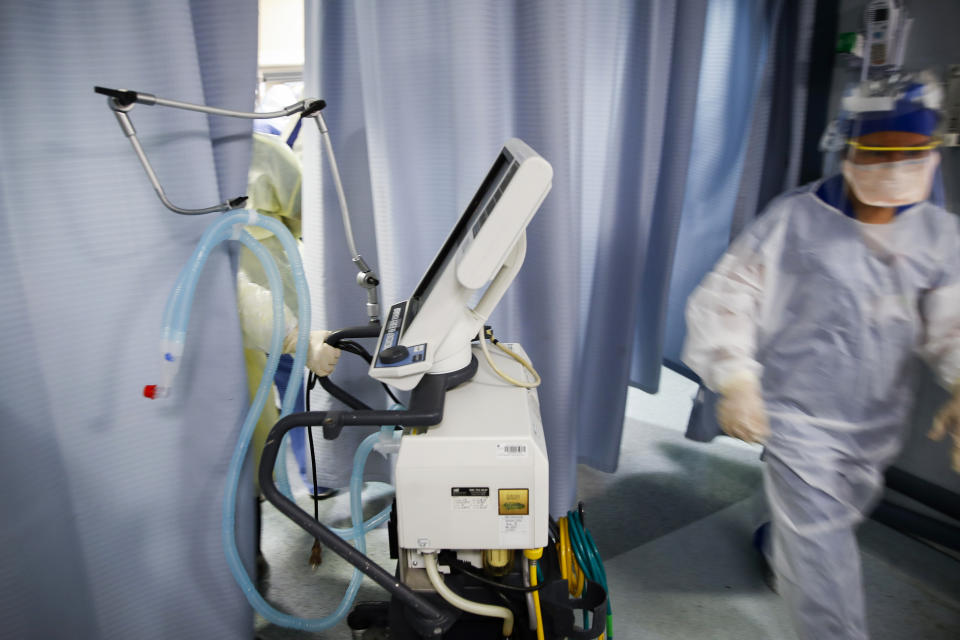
[238,132,303,489]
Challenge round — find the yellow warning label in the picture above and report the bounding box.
[498,489,529,515]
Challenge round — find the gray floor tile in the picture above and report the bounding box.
[577,418,764,558]
[603,499,960,640]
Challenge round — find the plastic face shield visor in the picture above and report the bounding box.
[845,139,941,164]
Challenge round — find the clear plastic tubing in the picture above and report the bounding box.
[159,211,309,496]
[160,211,392,629]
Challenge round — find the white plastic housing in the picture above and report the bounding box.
[394,345,549,551]
[369,139,552,390]
[455,155,552,289]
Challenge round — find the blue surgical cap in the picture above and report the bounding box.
[851,107,939,137]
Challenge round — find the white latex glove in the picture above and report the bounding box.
[716,374,770,444]
[928,382,960,473]
[283,329,341,377]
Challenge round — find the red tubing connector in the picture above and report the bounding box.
[143,384,158,399]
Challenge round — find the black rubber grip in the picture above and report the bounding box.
[228,196,248,209]
[301,99,327,117]
[94,86,138,107]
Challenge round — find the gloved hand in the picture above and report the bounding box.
[928,382,960,473]
[283,329,341,377]
[716,374,770,444]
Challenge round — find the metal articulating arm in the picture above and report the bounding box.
[94,85,324,215]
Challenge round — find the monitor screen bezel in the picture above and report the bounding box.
[404,146,516,327]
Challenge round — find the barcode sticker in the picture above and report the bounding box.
[497,443,528,457]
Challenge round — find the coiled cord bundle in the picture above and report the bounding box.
[564,509,612,639]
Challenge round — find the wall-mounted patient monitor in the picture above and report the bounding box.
[369,138,553,390]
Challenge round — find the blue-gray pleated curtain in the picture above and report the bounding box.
[655,0,817,443]
[301,0,713,515]
[659,0,816,374]
[0,1,257,637]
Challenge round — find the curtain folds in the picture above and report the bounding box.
[0,1,257,636]
[303,1,712,513]
[671,0,819,442]
[657,0,816,378]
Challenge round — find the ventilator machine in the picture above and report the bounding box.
[96,85,609,639]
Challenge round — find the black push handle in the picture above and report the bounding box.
[259,359,478,636]
[259,411,454,636]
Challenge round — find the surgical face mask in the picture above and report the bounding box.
[842,153,940,207]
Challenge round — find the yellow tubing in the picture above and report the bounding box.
[559,518,586,597]
[559,518,571,581]
[529,560,546,640]
[480,328,542,388]
[524,549,546,640]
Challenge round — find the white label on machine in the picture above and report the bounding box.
[452,496,489,511]
[497,443,528,457]
[451,487,490,511]
[499,515,530,547]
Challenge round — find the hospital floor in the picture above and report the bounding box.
[254,368,960,639]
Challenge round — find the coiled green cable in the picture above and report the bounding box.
[567,509,613,639]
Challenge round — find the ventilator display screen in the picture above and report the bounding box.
[405,148,517,326]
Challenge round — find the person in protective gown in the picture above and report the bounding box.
[238,131,343,579]
[238,131,341,493]
[682,74,960,640]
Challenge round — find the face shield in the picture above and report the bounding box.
[842,133,941,207]
[819,71,945,215]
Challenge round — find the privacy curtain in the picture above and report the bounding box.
[658,0,816,373]
[0,1,257,637]
[301,0,711,515]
